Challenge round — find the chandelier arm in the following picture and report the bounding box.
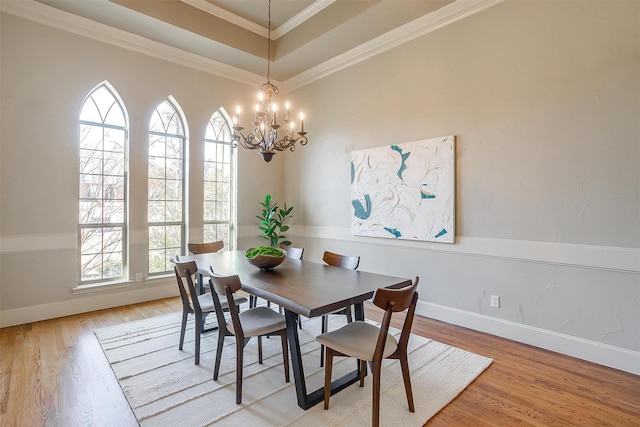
[233,131,262,150]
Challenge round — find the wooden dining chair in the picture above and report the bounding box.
[319,250,360,366]
[173,260,247,365]
[316,278,419,427]
[187,241,224,294]
[282,245,304,260]
[209,270,290,404]
[187,240,224,254]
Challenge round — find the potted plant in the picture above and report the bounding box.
[245,194,294,270]
[256,194,294,248]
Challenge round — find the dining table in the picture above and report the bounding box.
[178,249,412,410]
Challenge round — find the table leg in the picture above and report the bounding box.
[285,308,364,410]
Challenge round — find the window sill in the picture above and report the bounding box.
[72,280,134,295]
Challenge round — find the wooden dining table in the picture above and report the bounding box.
[179,250,412,410]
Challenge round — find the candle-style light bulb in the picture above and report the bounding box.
[299,112,305,133]
[285,102,290,121]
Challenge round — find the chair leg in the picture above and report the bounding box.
[236,338,244,404]
[178,310,188,350]
[280,331,290,382]
[258,336,263,364]
[359,359,366,387]
[323,349,334,410]
[194,315,203,365]
[371,360,382,427]
[213,329,225,380]
[399,354,415,412]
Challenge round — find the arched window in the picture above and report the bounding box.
[78,82,128,284]
[148,97,187,275]
[203,109,236,249]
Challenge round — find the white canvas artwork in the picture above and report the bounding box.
[350,136,455,243]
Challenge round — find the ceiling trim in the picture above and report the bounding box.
[1,0,503,92]
[179,0,336,41]
[180,0,267,38]
[272,0,335,40]
[279,0,505,93]
[0,0,267,87]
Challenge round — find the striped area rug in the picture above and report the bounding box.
[95,309,492,426]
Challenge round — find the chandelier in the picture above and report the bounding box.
[231,0,308,163]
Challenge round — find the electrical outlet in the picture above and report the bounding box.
[136,273,142,282]
[491,295,500,308]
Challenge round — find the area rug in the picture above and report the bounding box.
[95,309,492,426]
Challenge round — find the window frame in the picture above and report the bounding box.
[203,108,237,250]
[147,97,188,276]
[77,81,129,286]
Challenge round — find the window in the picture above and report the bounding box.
[78,82,128,284]
[148,98,187,275]
[203,109,236,250]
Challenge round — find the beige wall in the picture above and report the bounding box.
[1,1,639,373]
[283,0,639,371]
[0,13,282,318]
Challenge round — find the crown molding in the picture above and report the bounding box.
[0,0,266,87]
[1,0,501,91]
[279,0,504,92]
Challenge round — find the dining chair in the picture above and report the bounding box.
[173,260,247,365]
[316,277,419,427]
[188,240,224,254]
[319,250,360,366]
[187,241,224,294]
[209,269,290,404]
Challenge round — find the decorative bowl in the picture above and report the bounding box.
[245,248,286,270]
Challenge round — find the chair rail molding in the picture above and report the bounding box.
[281,225,640,274]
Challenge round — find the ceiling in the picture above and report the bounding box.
[7,0,500,90]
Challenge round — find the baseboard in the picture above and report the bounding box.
[0,280,178,328]
[417,300,640,376]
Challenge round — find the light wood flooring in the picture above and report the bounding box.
[1,297,638,426]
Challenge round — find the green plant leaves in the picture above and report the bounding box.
[256,194,294,248]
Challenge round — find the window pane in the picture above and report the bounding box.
[166,180,182,201]
[79,201,102,224]
[149,157,165,179]
[148,201,165,223]
[165,201,182,222]
[148,178,165,201]
[79,148,103,175]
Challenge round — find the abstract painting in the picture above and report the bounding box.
[350,136,455,243]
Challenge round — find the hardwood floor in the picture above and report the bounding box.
[1,297,638,426]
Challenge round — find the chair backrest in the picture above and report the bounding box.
[322,251,360,270]
[173,260,201,313]
[372,277,419,360]
[283,246,304,260]
[188,241,224,254]
[209,272,244,336]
